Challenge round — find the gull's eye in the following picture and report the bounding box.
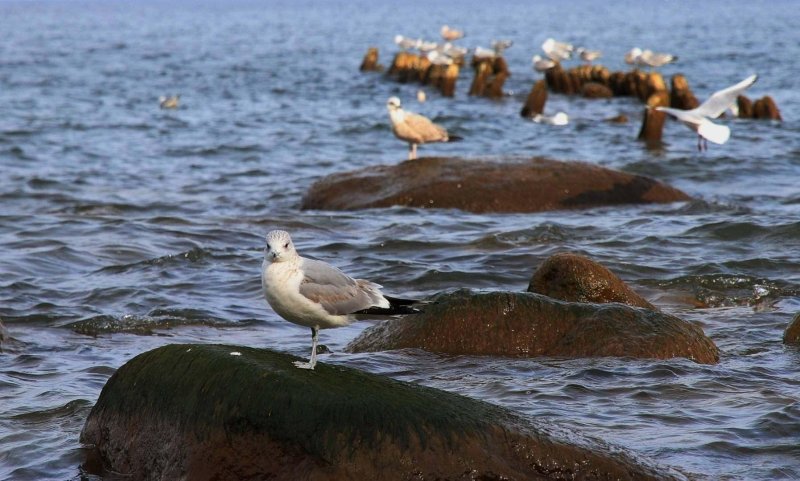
[266,244,271,251]
[284,242,289,249]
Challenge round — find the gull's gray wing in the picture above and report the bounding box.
[298,257,388,316]
[695,74,757,119]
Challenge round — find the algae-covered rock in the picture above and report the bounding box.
[528,252,656,310]
[301,157,690,213]
[81,344,686,481]
[347,290,718,364]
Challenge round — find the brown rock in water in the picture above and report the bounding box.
[784,313,800,344]
[348,290,719,364]
[301,157,691,213]
[359,47,383,72]
[81,344,688,481]
[484,57,509,98]
[669,74,699,110]
[528,252,655,310]
[638,90,670,144]
[439,63,459,97]
[468,58,493,96]
[753,95,782,120]
[737,95,754,118]
[520,79,547,117]
[581,82,613,98]
[387,51,421,83]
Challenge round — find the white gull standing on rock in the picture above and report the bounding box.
[261,230,417,370]
[386,96,461,160]
[532,54,557,72]
[656,74,757,151]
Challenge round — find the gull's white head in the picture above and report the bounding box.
[265,230,297,263]
[387,96,402,111]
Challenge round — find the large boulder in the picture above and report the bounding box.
[347,290,719,364]
[81,344,686,481]
[528,252,656,310]
[301,157,690,213]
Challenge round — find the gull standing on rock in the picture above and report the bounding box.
[532,54,557,72]
[262,230,417,370]
[386,96,460,160]
[440,25,464,42]
[576,47,602,64]
[542,38,573,61]
[656,74,757,151]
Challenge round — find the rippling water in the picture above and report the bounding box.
[1,0,799,479]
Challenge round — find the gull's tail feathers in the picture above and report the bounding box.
[446,134,463,142]
[698,121,730,145]
[355,295,428,316]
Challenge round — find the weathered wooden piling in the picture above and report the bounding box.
[638,90,670,144]
[753,95,782,120]
[469,56,509,98]
[737,95,754,118]
[520,79,547,117]
[359,47,383,72]
[669,74,699,110]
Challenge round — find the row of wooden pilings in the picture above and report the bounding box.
[362,46,781,144]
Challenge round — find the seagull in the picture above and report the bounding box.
[440,25,464,42]
[159,95,179,109]
[532,54,557,72]
[533,112,569,126]
[386,96,460,160]
[656,74,757,151]
[262,230,417,370]
[394,35,421,51]
[639,49,678,68]
[426,50,454,66]
[542,38,573,61]
[491,39,514,55]
[473,46,498,60]
[576,47,602,64]
[624,47,643,66]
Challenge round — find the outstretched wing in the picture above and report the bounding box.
[298,258,389,316]
[695,74,757,119]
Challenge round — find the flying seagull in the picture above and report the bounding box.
[656,74,757,151]
[261,230,417,370]
[386,96,460,160]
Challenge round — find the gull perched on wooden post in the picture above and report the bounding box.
[386,96,460,160]
[440,25,464,42]
[261,230,417,370]
[656,74,757,151]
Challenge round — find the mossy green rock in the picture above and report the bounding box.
[81,344,686,480]
[347,290,719,364]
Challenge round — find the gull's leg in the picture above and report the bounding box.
[411,143,417,160]
[293,326,319,370]
[407,143,413,160]
[697,135,702,152]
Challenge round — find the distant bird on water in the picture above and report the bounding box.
[656,74,757,151]
[440,25,464,42]
[159,95,179,109]
[386,96,461,160]
[261,230,417,370]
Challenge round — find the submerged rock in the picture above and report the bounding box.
[347,290,719,364]
[528,252,656,310]
[301,157,690,213]
[784,313,800,344]
[81,344,686,481]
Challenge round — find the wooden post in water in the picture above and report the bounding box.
[359,47,382,72]
[753,96,782,120]
[669,74,699,110]
[520,79,547,117]
[736,95,754,118]
[638,90,670,144]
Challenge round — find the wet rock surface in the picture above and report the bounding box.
[347,290,719,364]
[784,313,800,344]
[81,344,687,481]
[301,157,690,213]
[528,252,656,310]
